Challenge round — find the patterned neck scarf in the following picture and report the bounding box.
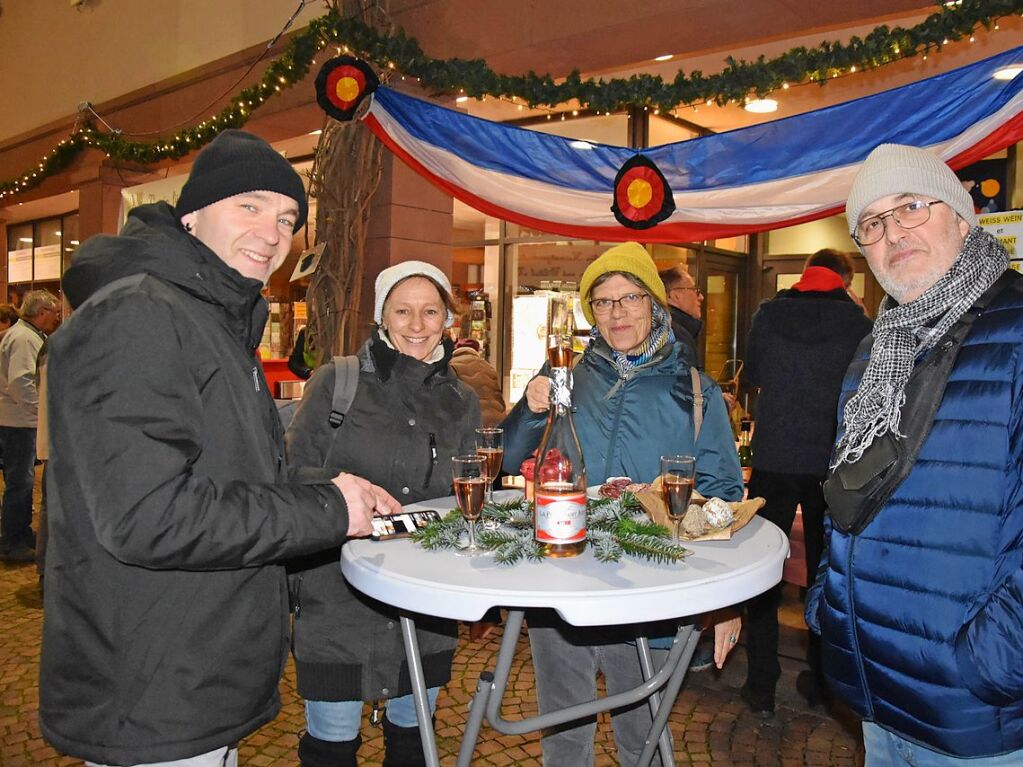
[832,226,1008,467]
[592,300,675,378]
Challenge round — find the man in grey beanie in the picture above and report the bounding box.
[39,129,400,767]
[806,143,1023,762]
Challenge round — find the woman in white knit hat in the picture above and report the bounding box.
[285,261,482,767]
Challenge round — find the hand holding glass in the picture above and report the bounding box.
[660,455,696,544]
[453,455,487,555]
[476,427,504,502]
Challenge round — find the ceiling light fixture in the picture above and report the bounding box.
[744,98,778,114]
[654,54,673,62]
[455,95,469,103]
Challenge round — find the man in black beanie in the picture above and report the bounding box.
[39,129,399,767]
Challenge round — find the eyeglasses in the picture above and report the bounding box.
[589,292,650,317]
[852,199,946,246]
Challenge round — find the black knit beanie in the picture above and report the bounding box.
[176,130,308,230]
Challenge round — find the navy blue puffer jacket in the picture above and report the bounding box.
[806,278,1023,757]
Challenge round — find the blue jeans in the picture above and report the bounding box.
[0,426,35,549]
[863,722,1023,766]
[305,688,441,741]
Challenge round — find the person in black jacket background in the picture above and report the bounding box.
[739,249,872,716]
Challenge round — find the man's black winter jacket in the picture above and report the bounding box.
[40,203,350,764]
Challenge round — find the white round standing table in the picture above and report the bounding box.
[341,490,788,767]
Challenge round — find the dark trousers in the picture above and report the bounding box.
[744,469,825,698]
[0,426,35,550]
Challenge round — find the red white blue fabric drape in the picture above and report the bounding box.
[360,45,1023,242]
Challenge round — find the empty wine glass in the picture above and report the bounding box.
[475,427,504,503]
[660,455,696,543]
[453,455,487,555]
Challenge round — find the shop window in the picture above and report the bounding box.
[6,212,78,306]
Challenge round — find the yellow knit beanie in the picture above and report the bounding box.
[579,242,667,324]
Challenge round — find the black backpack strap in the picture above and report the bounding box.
[826,269,1020,534]
[328,355,360,428]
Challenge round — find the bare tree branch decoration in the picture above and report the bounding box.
[305,0,387,361]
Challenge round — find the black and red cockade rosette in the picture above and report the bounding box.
[611,154,676,229]
[315,56,379,122]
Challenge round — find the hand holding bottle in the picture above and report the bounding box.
[525,375,551,413]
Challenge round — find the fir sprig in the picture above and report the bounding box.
[410,495,690,565]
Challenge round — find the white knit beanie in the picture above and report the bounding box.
[374,260,455,327]
[845,144,977,237]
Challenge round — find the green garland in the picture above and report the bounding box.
[409,493,692,565]
[3,0,1022,199]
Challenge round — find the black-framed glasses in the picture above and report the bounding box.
[852,199,946,246]
[589,292,650,317]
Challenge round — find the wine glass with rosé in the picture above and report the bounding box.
[475,427,504,503]
[453,455,488,555]
[660,455,696,544]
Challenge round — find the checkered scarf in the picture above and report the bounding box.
[831,226,1008,468]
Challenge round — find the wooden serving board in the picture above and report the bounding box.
[635,477,765,541]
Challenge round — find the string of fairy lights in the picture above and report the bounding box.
[2,0,1023,201]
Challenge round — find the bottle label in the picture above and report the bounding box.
[535,492,587,544]
[549,366,573,408]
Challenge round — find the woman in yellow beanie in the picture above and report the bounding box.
[501,242,743,766]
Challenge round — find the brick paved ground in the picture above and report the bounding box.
[2,469,864,765]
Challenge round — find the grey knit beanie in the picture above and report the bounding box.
[845,144,977,237]
[176,130,308,230]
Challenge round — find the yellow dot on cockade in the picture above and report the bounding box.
[335,76,360,103]
[980,178,1001,198]
[627,179,653,209]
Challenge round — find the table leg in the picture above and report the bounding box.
[399,614,440,767]
[635,626,699,767]
[636,626,699,767]
[456,671,494,767]
[456,609,526,767]
[484,612,691,735]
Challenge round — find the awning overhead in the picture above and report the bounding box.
[359,44,1023,242]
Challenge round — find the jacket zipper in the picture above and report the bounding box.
[423,432,438,489]
[293,573,302,618]
[603,379,628,480]
[251,365,260,392]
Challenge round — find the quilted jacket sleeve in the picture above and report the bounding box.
[953,363,1023,704]
[51,290,349,571]
[804,514,832,636]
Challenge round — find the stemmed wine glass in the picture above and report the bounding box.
[660,455,696,544]
[476,427,504,504]
[453,455,487,556]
